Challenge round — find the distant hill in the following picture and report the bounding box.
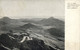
[0,17,64,50]
[47,28,64,37]
[0,17,25,31]
[21,18,43,22]
[20,23,38,29]
[0,21,7,26]
[0,17,11,21]
[38,17,64,31]
[0,17,26,25]
[0,17,11,24]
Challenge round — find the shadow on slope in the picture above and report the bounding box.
[0,34,56,50]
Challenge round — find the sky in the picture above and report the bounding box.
[0,0,64,19]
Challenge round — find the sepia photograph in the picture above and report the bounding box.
[0,0,65,50]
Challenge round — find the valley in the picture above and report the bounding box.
[0,17,64,50]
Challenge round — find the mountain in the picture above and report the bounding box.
[38,17,64,31]
[47,28,64,37]
[0,21,7,25]
[21,18,43,22]
[0,17,26,31]
[20,23,39,29]
[0,17,11,24]
[0,33,56,50]
[0,17,64,50]
[0,17,26,26]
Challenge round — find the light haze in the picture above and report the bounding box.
[0,0,64,19]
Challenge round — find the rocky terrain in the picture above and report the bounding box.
[0,17,64,50]
[0,33,56,50]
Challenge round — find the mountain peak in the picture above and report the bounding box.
[20,23,37,29]
[0,17,11,24]
[0,17,11,21]
[49,17,54,18]
[23,23,35,27]
[48,17,54,19]
[1,17,11,20]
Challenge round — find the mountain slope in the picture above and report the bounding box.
[38,17,64,31]
[20,23,39,29]
[0,17,26,31]
[47,28,64,37]
[0,17,64,50]
[0,34,56,50]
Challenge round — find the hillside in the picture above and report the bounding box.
[0,33,56,50]
[47,28,64,37]
[38,17,64,31]
[0,17,64,50]
[20,23,38,29]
